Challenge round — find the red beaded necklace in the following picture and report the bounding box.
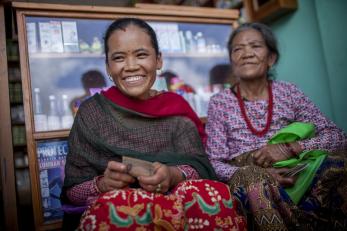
[236,81,273,137]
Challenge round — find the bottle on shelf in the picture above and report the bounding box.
[47,95,61,130]
[195,32,206,53]
[33,88,48,131]
[61,94,74,129]
[178,31,187,53]
[91,37,102,53]
[185,30,196,53]
[79,39,90,53]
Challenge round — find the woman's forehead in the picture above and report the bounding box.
[233,29,264,44]
[108,25,152,47]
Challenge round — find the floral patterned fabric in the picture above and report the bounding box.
[228,152,347,231]
[79,179,247,231]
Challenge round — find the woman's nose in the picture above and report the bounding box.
[124,58,139,71]
[242,45,254,58]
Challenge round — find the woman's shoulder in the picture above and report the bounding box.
[272,80,302,93]
[210,88,235,103]
[273,80,297,88]
[207,89,238,114]
[75,94,101,116]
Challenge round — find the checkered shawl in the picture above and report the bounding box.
[63,93,217,190]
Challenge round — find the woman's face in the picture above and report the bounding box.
[230,29,276,81]
[106,24,162,100]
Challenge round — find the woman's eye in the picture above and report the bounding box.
[252,44,262,49]
[137,53,148,58]
[112,56,124,62]
[232,47,241,53]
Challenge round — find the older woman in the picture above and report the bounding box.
[61,18,247,231]
[206,22,347,230]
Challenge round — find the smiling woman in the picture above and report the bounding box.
[105,23,162,100]
[61,18,247,231]
[206,22,347,231]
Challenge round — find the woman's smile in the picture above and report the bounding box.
[123,75,146,84]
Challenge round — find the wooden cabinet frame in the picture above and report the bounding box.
[243,0,297,22]
[0,3,19,231]
[13,2,238,230]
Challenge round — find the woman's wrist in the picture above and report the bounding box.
[169,166,185,188]
[95,175,106,193]
[285,142,302,158]
[292,142,303,155]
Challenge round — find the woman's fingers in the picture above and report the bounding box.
[253,149,271,167]
[102,161,136,191]
[278,176,295,187]
[253,144,289,167]
[107,160,127,173]
[102,177,128,190]
[106,170,135,183]
[105,162,134,182]
[252,149,262,160]
[138,162,169,193]
[268,168,296,187]
[138,182,158,193]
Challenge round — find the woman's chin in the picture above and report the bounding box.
[239,75,266,81]
[125,90,150,100]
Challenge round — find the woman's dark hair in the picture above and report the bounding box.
[227,22,280,65]
[103,17,160,63]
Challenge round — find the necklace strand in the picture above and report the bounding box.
[236,81,273,137]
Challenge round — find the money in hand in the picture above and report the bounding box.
[122,156,155,177]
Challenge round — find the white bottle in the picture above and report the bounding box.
[33,88,48,131]
[179,31,187,53]
[47,95,61,130]
[185,30,196,52]
[196,32,206,53]
[61,94,74,129]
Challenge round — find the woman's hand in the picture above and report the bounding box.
[137,162,184,194]
[97,161,136,193]
[266,168,297,188]
[252,143,293,168]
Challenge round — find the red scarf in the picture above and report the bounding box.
[101,86,207,145]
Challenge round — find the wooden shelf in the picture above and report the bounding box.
[8,79,22,83]
[7,57,19,62]
[13,145,27,150]
[13,143,27,148]
[12,121,25,126]
[33,130,70,140]
[15,165,29,170]
[243,0,297,22]
[10,101,23,105]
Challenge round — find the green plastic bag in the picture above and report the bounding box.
[269,122,327,204]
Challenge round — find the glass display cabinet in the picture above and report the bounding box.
[14,2,238,230]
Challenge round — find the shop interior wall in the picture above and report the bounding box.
[315,0,347,133]
[269,0,347,132]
